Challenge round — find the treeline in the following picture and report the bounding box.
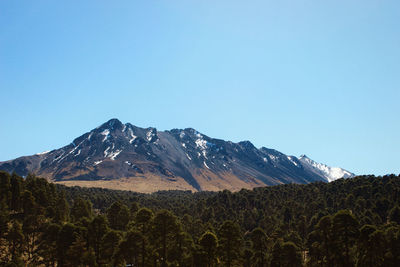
[1,172,400,266]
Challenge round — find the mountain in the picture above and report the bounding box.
[0,119,354,192]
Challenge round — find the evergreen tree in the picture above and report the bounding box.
[135,207,153,267]
[116,230,143,266]
[218,220,242,267]
[0,171,11,205]
[6,221,24,263]
[88,215,109,264]
[357,225,385,267]
[70,197,92,222]
[22,190,37,217]
[250,227,268,267]
[383,226,400,266]
[315,215,334,266]
[54,192,69,223]
[0,198,9,239]
[332,210,359,266]
[199,231,218,267]
[270,240,283,267]
[106,201,130,231]
[56,223,81,266]
[152,209,179,267]
[66,234,96,267]
[389,206,400,224]
[10,173,23,211]
[23,214,44,264]
[37,223,61,267]
[100,230,121,265]
[281,241,302,267]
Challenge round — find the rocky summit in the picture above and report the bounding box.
[0,119,354,192]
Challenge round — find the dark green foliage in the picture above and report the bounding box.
[99,230,121,264]
[332,210,359,266]
[0,173,400,266]
[88,215,108,264]
[357,225,385,266]
[152,209,179,266]
[37,223,60,266]
[0,199,9,239]
[134,207,153,267]
[106,201,130,231]
[389,206,400,224]
[281,241,302,267]
[115,230,143,266]
[0,172,11,206]
[10,173,23,212]
[53,192,69,223]
[56,223,80,266]
[6,221,24,262]
[218,220,242,267]
[21,191,36,217]
[251,227,268,267]
[70,197,92,222]
[199,231,218,267]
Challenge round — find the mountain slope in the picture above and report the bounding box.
[0,119,354,192]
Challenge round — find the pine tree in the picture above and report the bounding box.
[7,221,25,263]
[107,201,130,231]
[218,220,242,267]
[37,223,61,267]
[54,192,70,223]
[10,173,23,211]
[332,210,359,266]
[389,206,400,224]
[251,227,268,267]
[135,207,154,267]
[88,215,109,264]
[199,231,218,267]
[100,230,121,265]
[152,209,179,267]
[71,197,92,222]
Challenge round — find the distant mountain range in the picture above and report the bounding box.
[0,119,354,192]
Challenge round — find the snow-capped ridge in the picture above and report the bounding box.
[299,155,354,182]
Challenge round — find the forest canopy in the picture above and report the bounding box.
[0,171,400,266]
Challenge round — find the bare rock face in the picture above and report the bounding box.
[0,119,354,192]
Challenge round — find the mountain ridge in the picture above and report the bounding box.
[0,118,355,192]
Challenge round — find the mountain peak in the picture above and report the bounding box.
[101,118,123,129]
[238,140,256,149]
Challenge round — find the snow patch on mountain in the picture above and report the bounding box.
[109,150,122,160]
[127,128,137,144]
[287,156,299,167]
[203,161,210,169]
[36,150,50,155]
[195,137,210,158]
[299,155,354,182]
[268,155,278,162]
[101,129,110,142]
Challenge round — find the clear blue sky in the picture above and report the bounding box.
[1,0,399,176]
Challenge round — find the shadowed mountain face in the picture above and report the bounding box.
[0,119,354,192]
